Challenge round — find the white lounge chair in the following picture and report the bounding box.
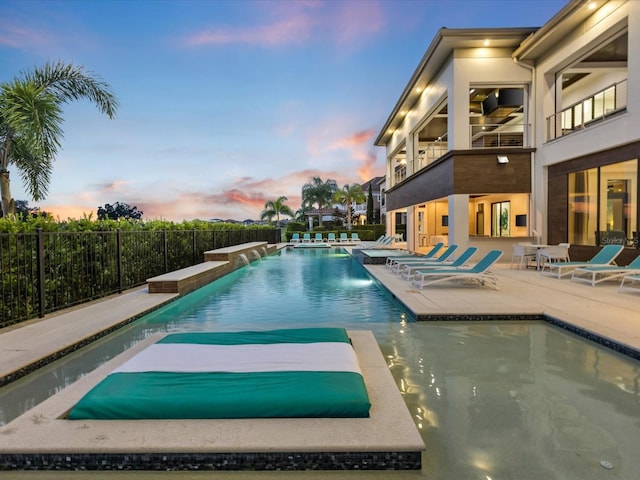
[302,233,311,243]
[313,233,324,243]
[619,274,640,293]
[541,244,623,279]
[393,245,459,275]
[411,250,503,290]
[386,243,449,271]
[290,233,301,244]
[571,255,640,287]
[401,246,477,279]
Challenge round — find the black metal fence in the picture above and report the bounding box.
[0,228,280,328]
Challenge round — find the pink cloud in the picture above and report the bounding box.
[184,13,313,47]
[329,129,375,150]
[182,0,385,49]
[0,23,54,49]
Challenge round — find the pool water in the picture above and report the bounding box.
[1,247,639,479]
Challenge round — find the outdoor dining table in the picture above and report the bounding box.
[524,244,550,270]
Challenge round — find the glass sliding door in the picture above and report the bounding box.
[491,201,510,237]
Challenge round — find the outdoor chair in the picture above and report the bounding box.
[510,243,537,269]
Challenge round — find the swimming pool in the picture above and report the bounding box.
[1,247,639,478]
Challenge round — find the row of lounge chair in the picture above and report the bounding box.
[540,244,640,290]
[385,242,504,290]
[291,233,360,243]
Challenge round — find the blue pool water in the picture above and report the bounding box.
[1,247,639,479]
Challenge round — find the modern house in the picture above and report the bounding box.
[375,0,639,262]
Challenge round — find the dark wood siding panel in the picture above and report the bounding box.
[386,150,533,211]
[547,173,567,244]
[453,153,531,193]
[547,140,640,176]
[386,160,454,211]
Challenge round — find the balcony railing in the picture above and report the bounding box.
[546,79,627,141]
[469,123,529,149]
[412,134,448,173]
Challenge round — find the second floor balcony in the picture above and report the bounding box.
[546,79,627,142]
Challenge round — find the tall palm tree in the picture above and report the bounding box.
[301,176,337,227]
[260,196,294,227]
[0,61,118,216]
[334,183,365,230]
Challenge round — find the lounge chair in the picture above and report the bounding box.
[392,244,459,274]
[313,233,324,243]
[401,246,477,279]
[290,233,300,244]
[541,244,624,279]
[350,233,361,243]
[385,243,444,270]
[619,274,640,293]
[362,236,395,249]
[302,233,311,243]
[571,255,640,287]
[327,233,336,243]
[411,249,504,290]
[385,253,424,269]
[339,233,349,242]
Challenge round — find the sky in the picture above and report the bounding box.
[1,0,568,222]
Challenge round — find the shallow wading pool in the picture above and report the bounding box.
[1,247,639,479]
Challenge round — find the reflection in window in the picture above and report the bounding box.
[600,160,637,246]
[491,201,510,237]
[568,168,597,246]
[568,160,637,246]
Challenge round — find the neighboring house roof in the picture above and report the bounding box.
[361,176,385,193]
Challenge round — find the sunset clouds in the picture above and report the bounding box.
[182,0,385,49]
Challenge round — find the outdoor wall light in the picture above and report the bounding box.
[497,155,509,164]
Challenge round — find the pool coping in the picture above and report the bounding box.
[0,330,425,471]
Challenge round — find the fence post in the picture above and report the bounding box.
[163,230,168,273]
[192,229,197,265]
[116,229,123,293]
[36,228,46,318]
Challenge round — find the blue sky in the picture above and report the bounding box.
[1,0,567,221]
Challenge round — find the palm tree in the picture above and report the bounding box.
[301,176,337,227]
[334,183,366,230]
[0,61,118,216]
[260,196,294,227]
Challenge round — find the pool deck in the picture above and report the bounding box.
[1,243,640,475]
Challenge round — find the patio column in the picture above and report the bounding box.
[406,206,416,251]
[448,194,469,251]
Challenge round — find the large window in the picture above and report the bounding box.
[568,160,637,246]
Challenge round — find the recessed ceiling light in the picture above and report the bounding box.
[483,39,490,46]
[588,1,597,10]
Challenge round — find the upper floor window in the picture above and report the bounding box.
[547,31,628,142]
